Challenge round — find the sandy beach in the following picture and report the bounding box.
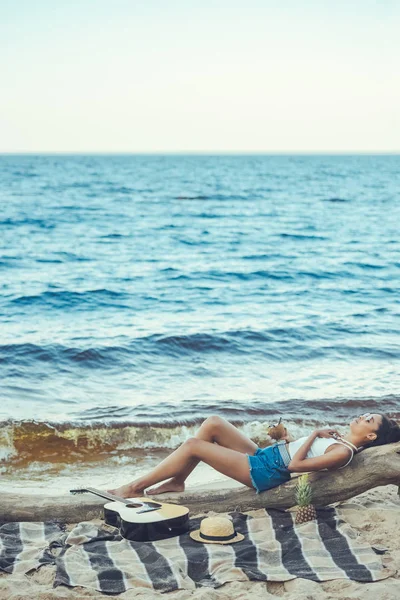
[1,484,399,600]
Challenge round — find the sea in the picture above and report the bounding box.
[1,154,399,494]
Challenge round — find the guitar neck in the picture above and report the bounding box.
[81,488,132,505]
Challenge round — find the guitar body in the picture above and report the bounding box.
[70,488,190,542]
[104,498,189,541]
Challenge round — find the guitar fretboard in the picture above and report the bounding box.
[84,488,133,505]
[70,487,162,511]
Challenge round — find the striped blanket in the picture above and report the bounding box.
[0,521,64,575]
[0,508,391,594]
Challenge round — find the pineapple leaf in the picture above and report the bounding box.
[295,474,313,507]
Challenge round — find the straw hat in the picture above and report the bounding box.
[189,516,244,544]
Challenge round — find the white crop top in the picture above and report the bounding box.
[287,436,355,468]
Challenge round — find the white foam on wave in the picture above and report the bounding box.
[0,425,17,462]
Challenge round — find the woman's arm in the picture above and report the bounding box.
[288,429,351,473]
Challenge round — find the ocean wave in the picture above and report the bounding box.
[175,193,251,201]
[12,170,38,178]
[106,185,135,194]
[100,233,127,239]
[0,218,54,229]
[53,252,93,261]
[164,268,364,283]
[323,197,349,202]
[0,342,130,368]
[72,395,400,423]
[1,325,400,369]
[10,289,129,309]
[176,195,209,200]
[343,261,386,270]
[1,394,398,465]
[193,270,295,282]
[279,233,328,241]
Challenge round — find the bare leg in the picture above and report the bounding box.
[108,437,253,497]
[147,415,257,494]
[108,416,257,497]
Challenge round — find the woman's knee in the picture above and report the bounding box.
[202,415,226,433]
[184,437,204,456]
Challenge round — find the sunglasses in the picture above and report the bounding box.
[359,413,373,422]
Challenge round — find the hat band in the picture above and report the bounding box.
[199,530,237,541]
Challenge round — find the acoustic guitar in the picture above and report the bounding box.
[70,487,190,542]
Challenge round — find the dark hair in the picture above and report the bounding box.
[363,414,400,449]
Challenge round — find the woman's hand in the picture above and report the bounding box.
[313,428,341,439]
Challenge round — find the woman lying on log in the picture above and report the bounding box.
[108,413,400,497]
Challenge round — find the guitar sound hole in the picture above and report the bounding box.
[125,503,143,508]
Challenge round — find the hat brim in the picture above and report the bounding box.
[189,530,244,544]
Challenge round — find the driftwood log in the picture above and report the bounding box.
[1,441,400,523]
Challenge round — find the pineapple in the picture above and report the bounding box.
[294,474,317,524]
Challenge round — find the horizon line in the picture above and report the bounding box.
[1,151,399,156]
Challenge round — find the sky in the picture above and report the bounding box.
[0,0,399,153]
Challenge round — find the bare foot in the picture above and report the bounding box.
[146,479,185,495]
[107,482,145,499]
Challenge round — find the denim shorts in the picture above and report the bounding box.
[247,444,291,494]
